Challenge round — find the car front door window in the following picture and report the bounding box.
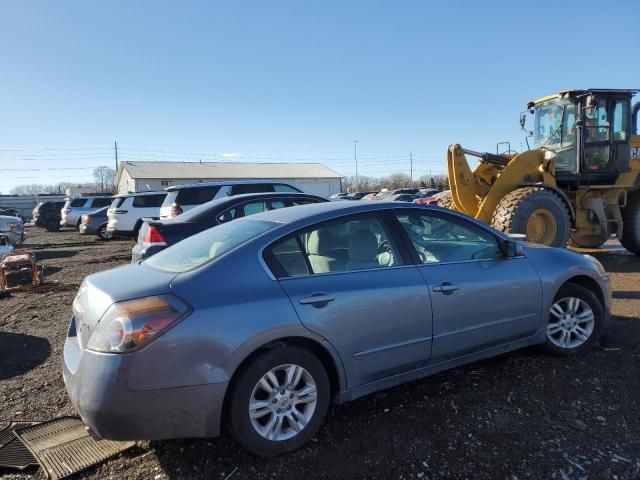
[396,213,502,264]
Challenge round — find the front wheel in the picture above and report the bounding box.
[227,345,330,457]
[543,283,604,356]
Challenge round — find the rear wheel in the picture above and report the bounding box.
[96,224,112,241]
[45,219,60,232]
[227,345,330,457]
[620,192,640,255]
[492,187,570,247]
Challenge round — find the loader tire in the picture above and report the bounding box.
[620,192,640,255]
[491,187,570,248]
[435,190,454,209]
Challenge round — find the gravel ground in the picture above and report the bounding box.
[1,228,639,480]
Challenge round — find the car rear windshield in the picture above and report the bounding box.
[143,219,276,273]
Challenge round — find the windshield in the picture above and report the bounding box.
[143,219,277,273]
[533,98,576,151]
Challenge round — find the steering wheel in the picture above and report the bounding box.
[377,240,393,255]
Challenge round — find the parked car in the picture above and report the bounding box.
[132,192,327,261]
[33,200,66,231]
[60,196,113,229]
[345,191,377,200]
[389,193,418,202]
[106,192,167,239]
[0,233,13,260]
[417,188,441,197]
[159,181,302,220]
[372,188,419,201]
[0,207,24,222]
[328,192,350,200]
[79,207,111,240]
[0,215,25,246]
[360,192,379,201]
[64,201,610,456]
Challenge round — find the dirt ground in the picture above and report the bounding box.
[1,227,639,480]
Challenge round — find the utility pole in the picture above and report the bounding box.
[410,151,413,186]
[114,140,119,171]
[353,140,358,190]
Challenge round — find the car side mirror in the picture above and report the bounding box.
[519,112,526,130]
[501,239,524,257]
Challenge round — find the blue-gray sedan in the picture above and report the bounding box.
[63,201,611,456]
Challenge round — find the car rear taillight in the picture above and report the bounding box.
[82,215,91,223]
[143,225,166,244]
[114,210,128,214]
[170,203,183,218]
[86,295,189,353]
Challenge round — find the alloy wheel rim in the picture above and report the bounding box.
[249,363,317,441]
[101,226,111,239]
[547,297,595,349]
[526,208,557,245]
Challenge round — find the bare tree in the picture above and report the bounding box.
[93,166,116,193]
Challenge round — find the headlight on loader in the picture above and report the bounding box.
[87,294,190,353]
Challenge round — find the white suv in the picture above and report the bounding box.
[60,196,113,229]
[158,180,301,219]
[106,192,167,239]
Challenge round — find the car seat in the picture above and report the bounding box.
[346,230,379,270]
[307,229,342,273]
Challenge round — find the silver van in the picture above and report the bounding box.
[60,196,113,229]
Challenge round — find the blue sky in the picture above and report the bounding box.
[1,0,638,193]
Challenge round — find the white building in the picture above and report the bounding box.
[115,161,344,197]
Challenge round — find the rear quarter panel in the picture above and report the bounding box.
[125,245,345,391]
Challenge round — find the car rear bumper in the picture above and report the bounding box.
[63,335,226,440]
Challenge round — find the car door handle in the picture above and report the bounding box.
[299,294,335,306]
[432,283,459,294]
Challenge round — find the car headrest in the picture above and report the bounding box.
[348,229,378,262]
[307,229,335,256]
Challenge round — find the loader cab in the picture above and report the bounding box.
[530,89,639,187]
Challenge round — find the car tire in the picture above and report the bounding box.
[491,187,570,247]
[97,224,112,241]
[542,283,604,356]
[620,192,640,255]
[227,345,330,457]
[45,219,60,232]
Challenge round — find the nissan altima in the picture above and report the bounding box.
[63,201,611,456]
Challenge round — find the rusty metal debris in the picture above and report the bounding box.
[0,251,42,292]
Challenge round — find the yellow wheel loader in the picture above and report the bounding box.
[441,89,640,253]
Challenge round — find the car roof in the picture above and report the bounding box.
[65,195,112,200]
[246,198,435,224]
[114,191,167,198]
[165,180,294,191]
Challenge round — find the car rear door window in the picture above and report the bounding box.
[133,194,166,208]
[91,198,113,208]
[70,199,88,207]
[218,201,267,224]
[396,212,502,263]
[231,183,274,194]
[266,215,400,277]
[176,186,221,205]
[265,237,311,278]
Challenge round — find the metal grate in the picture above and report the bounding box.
[0,421,40,470]
[14,417,136,480]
